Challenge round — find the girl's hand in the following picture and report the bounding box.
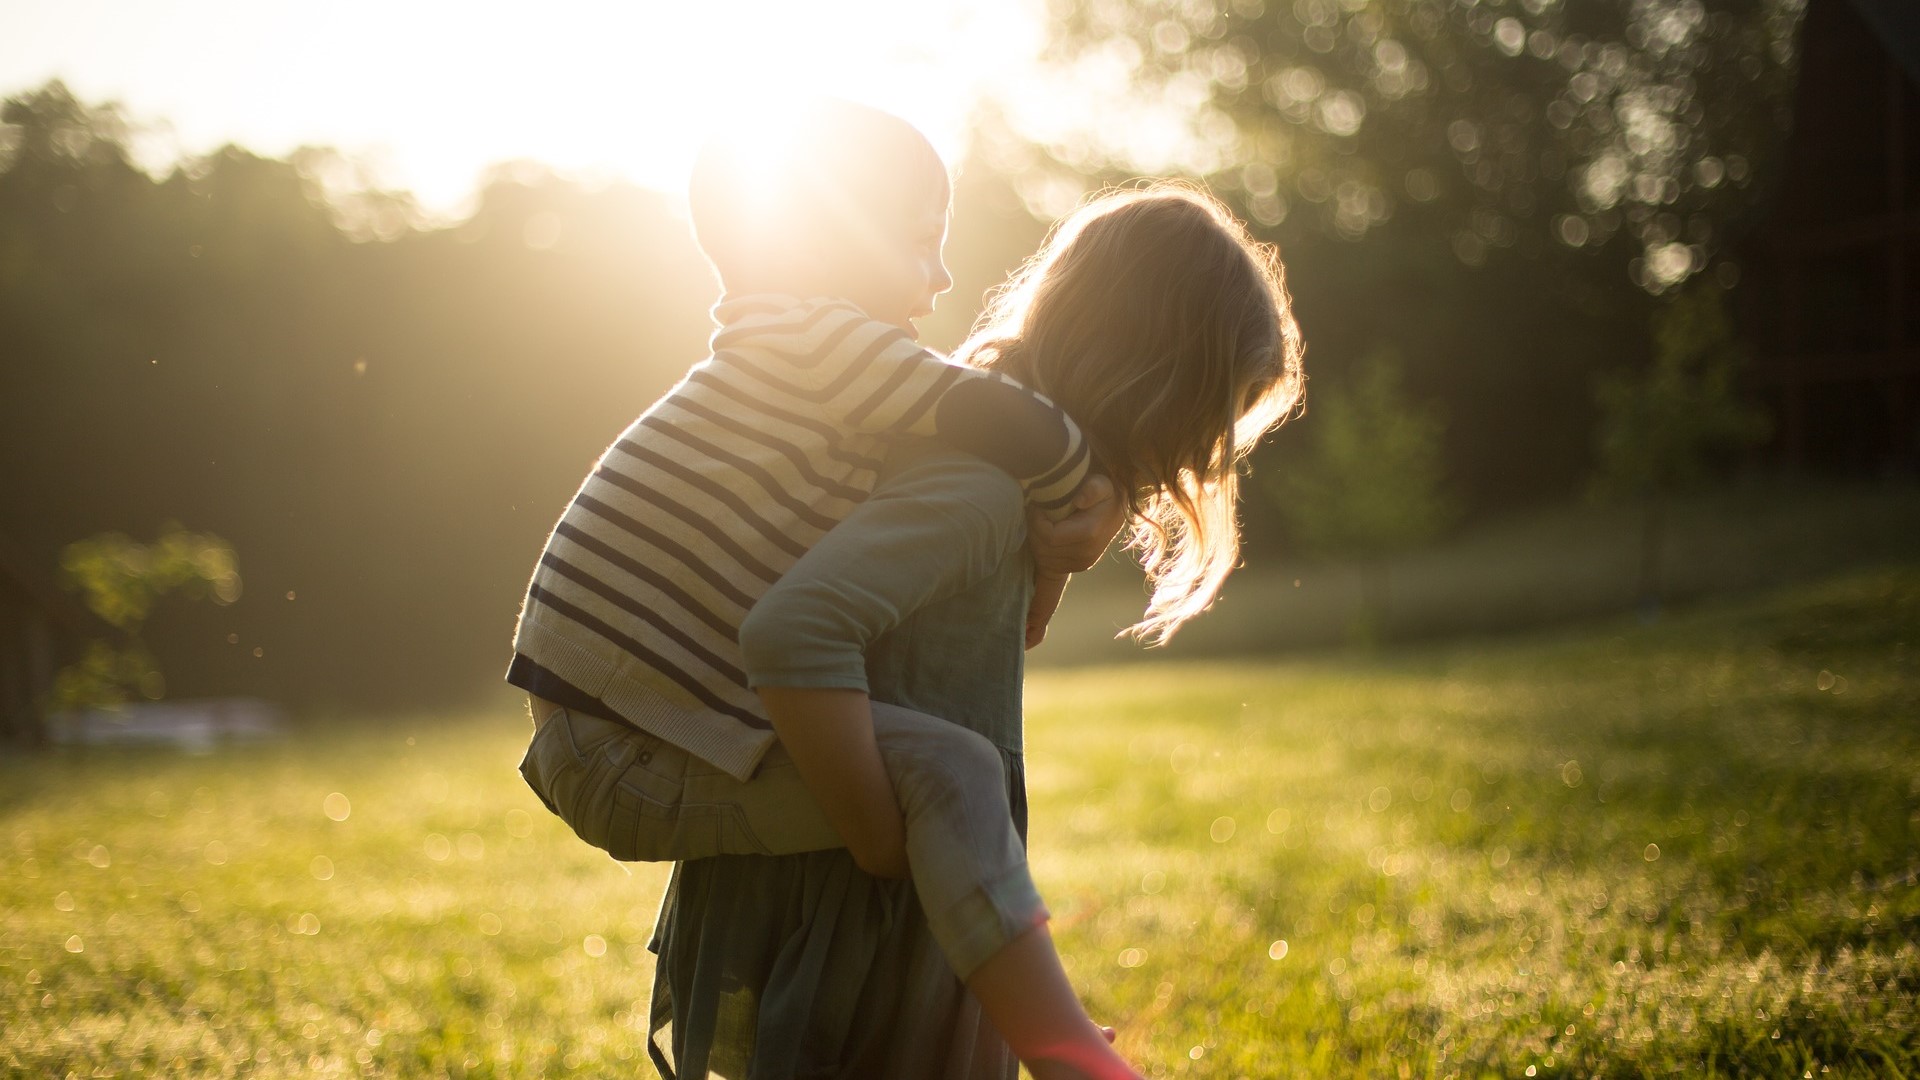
[1026,571,1070,649]
[1029,474,1126,576]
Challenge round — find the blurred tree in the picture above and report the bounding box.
[0,79,718,713]
[1275,350,1454,640]
[53,525,240,712]
[1018,0,1807,293]
[0,78,133,175]
[1591,279,1769,614]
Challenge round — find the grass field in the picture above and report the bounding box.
[3,566,1916,1078]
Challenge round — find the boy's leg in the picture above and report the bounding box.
[858,709,1139,1079]
[520,697,839,863]
[862,704,1047,980]
[967,923,1143,1080]
[660,705,1136,1078]
[674,703,1047,979]
[579,698,1045,987]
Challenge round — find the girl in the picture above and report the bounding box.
[648,183,1306,1079]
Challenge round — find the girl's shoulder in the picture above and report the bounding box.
[871,439,1027,548]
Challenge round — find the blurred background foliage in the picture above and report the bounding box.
[0,0,1908,718]
[60,525,240,633]
[1274,350,1455,641]
[1590,281,1771,609]
[1015,0,1804,287]
[49,525,240,711]
[1,79,720,714]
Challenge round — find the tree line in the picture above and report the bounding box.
[0,43,1784,711]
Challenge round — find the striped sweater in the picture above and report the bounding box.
[507,294,1089,780]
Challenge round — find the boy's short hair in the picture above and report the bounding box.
[688,99,948,292]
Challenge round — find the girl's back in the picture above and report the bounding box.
[647,438,1035,1079]
[508,293,1087,783]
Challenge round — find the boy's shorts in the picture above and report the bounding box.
[517,700,1047,978]
[520,703,784,859]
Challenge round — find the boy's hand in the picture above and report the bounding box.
[1029,474,1127,577]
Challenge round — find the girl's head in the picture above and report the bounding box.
[957,183,1305,644]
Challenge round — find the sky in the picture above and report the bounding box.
[0,0,1055,217]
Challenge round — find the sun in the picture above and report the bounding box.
[2,0,1053,215]
[484,0,1041,195]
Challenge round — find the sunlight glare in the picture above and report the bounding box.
[0,0,1054,217]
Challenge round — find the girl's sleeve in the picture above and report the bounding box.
[736,446,1026,692]
[717,300,1090,518]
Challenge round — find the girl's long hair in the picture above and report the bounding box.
[956,183,1305,644]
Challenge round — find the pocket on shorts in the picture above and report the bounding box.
[718,805,774,856]
[519,708,663,858]
[609,781,692,860]
[605,735,725,861]
[607,789,773,860]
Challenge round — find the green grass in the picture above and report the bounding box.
[4,566,1917,1077]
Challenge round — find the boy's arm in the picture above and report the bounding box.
[923,371,1088,520]
[721,300,1091,517]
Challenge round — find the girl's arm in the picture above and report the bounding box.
[737,445,1028,878]
[756,687,908,878]
[1024,572,1070,651]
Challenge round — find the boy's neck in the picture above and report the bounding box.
[719,291,869,314]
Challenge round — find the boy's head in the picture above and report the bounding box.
[689,99,953,335]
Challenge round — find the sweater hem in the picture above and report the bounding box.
[512,618,775,782]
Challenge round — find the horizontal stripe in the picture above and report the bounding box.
[718,320,912,411]
[527,583,762,726]
[814,323,913,404]
[718,349,845,406]
[664,394,870,501]
[710,301,858,355]
[845,341,937,428]
[609,438,810,559]
[552,520,740,638]
[708,300,838,351]
[575,485,779,592]
[881,357,965,436]
[512,291,1102,780]
[789,308,870,372]
[539,552,745,684]
[638,417,842,534]
[1031,438,1090,494]
[686,367,885,473]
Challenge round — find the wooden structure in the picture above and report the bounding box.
[1744,0,1920,472]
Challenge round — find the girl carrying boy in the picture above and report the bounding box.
[511,100,1304,1078]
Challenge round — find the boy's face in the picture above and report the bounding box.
[831,181,953,339]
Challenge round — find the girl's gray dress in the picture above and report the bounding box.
[646,440,1034,1079]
